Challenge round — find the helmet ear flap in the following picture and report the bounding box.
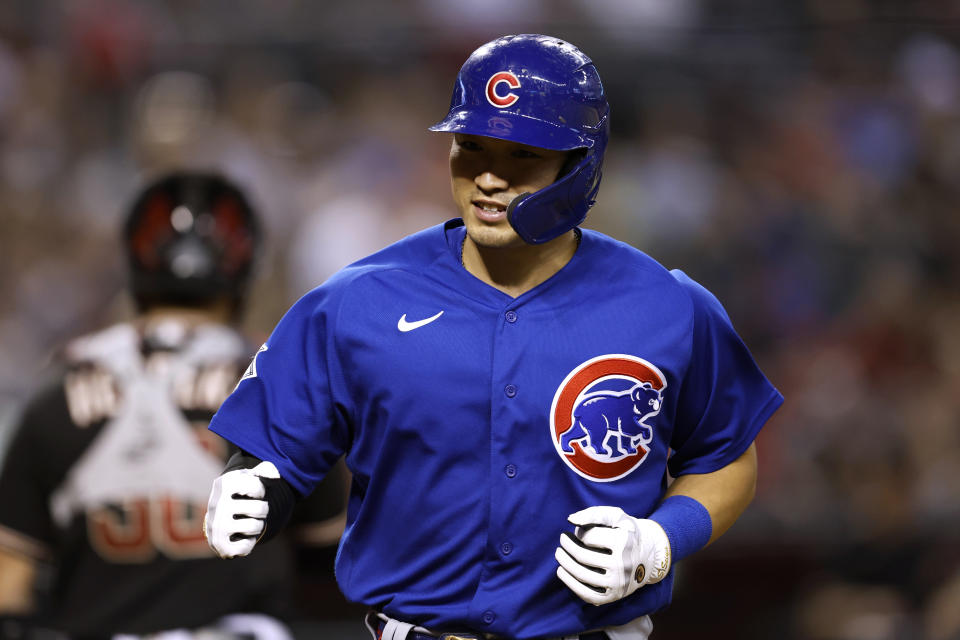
[558,149,588,179]
[507,149,601,245]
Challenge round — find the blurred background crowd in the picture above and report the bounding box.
[1,0,959,638]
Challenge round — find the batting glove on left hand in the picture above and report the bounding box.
[555,505,672,606]
[204,461,280,559]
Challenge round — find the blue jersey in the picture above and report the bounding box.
[209,219,783,639]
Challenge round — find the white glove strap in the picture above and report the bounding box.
[632,518,671,586]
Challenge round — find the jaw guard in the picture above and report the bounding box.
[506,137,605,245]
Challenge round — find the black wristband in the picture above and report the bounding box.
[222,450,299,543]
[259,474,297,543]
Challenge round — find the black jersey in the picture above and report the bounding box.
[0,319,344,637]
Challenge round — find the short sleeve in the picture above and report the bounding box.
[667,271,783,477]
[209,285,352,497]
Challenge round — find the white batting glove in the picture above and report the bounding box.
[555,505,672,606]
[204,461,280,558]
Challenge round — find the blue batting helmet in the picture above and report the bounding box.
[429,34,610,244]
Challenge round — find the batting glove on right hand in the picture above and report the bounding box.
[555,505,672,606]
[204,461,280,558]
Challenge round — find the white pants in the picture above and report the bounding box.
[367,611,653,640]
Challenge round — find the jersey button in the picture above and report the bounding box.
[500,541,513,556]
[505,310,518,323]
[504,464,517,478]
[482,610,496,625]
[504,384,517,398]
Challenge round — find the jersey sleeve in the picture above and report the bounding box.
[667,270,783,477]
[209,285,352,497]
[0,384,68,558]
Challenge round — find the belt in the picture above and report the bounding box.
[374,619,609,640]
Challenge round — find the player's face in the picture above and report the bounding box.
[449,134,568,249]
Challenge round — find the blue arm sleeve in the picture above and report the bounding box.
[209,285,352,497]
[667,271,783,477]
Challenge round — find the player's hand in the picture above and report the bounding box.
[555,505,671,606]
[203,461,280,558]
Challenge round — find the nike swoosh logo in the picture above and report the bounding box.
[398,311,444,332]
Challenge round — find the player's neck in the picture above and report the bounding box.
[136,303,234,330]
[462,230,579,298]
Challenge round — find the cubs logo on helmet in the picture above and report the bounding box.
[486,71,521,107]
[551,354,666,482]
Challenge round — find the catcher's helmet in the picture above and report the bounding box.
[430,34,610,244]
[123,172,261,312]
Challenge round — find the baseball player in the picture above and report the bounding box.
[0,173,347,638]
[204,35,783,639]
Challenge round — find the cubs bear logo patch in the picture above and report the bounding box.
[550,354,666,482]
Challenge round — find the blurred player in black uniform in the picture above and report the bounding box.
[0,172,347,639]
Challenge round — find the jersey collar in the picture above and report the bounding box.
[439,218,592,308]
